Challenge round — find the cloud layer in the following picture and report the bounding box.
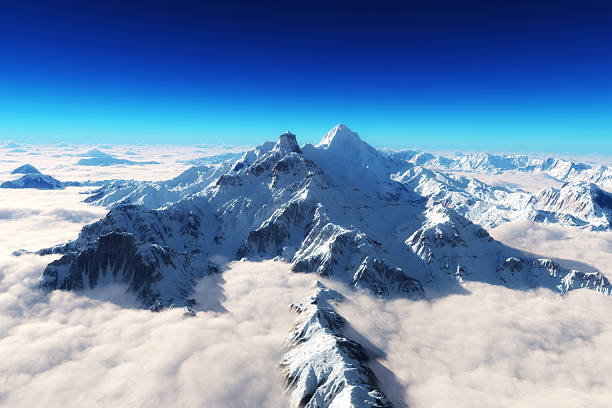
[0,257,315,407]
[339,283,612,408]
[490,220,612,275]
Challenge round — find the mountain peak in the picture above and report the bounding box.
[274,131,302,154]
[318,124,362,148]
[11,164,41,175]
[79,148,113,158]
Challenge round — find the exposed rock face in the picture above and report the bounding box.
[560,270,611,294]
[282,282,392,408]
[275,131,303,154]
[41,231,188,310]
[39,125,612,310]
[39,203,217,309]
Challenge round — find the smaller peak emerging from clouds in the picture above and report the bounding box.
[11,164,40,175]
[78,148,114,158]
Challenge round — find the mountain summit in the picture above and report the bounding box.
[274,131,302,154]
[310,123,404,177]
[317,123,362,150]
[11,164,41,175]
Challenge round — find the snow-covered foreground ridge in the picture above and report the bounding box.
[37,124,611,310]
[282,281,391,408]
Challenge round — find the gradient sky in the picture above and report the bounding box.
[0,0,611,152]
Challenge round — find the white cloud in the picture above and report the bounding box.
[490,220,612,275]
[0,188,107,253]
[0,256,315,407]
[338,283,612,408]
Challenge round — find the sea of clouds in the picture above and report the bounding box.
[0,141,246,183]
[338,283,612,408]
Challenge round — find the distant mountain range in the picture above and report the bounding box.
[386,149,612,189]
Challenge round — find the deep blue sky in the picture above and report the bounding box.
[0,0,611,152]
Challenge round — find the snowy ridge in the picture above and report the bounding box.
[282,281,391,408]
[392,165,529,228]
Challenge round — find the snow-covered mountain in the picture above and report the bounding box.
[2,164,67,189]
[451,152,530,173]
[1,164,85,190]
[392,165,530,228]
[1,173,65,189]
[81,133,610,232]
[38,125,611,311]
[84,161,235,208]
[11,163,41,174]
